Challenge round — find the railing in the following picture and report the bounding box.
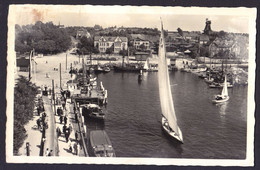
[73,99,88,157]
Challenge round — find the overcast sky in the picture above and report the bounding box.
[12,5,254,33]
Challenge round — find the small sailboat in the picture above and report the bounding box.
[143,59,149,71]
[212,75,229,103]
[158,20,183,143]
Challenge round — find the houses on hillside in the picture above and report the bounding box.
[133,37,150,50]
[94,36,128,53]
[209,38,241,58]
[76,29,91,39]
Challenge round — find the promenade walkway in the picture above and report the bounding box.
[42,96,58,156]
[18,113,42,156]
[54,99,87,157]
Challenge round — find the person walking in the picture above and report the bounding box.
[73,141,78,155]
[65,131,69,143]
[75,131,78,141]
[36,119,41,129]
[48,150,53,156]
[45,148,49,156]
[63,124,67,134]
[64,116,67,125]
[77,143,81,156]
[59,115,63,124]
[69,124,73,133]
[56,127,61,138]
[68,140,72,152]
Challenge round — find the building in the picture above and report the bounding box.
[199,34,210,45]
[16,58,30,72]
[209,38,240,58]
[133,37,150,50]
[76,29,91,39]
[94,36,128,53]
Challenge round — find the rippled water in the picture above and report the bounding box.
[85,71,247,159]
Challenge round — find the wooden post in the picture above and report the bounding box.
[66,53,68,70]
[52,79,56,115]
[70,63,73,78]
[59,63,62,89]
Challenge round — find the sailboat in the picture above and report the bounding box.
[158,20,183,143]
[143,59,149,71]
[212,75,229,103]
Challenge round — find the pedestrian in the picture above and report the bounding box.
[73,106,76,114]
[45,148,49,156]
[36,119,41,129]
[64,116,67,125]
[77,143,81,156]
[69,124,73,133]
[59,115,63,124]
[65,131,69,143]
[63,125,67,134]
[66,128,71,138]
[57,107,60,116]
[60,108,63,116]
[62,101,65,110]
[56,127,61,138]
[68,140,72,152]
[75,113,78,123]
[48,150,53,156]
[73,142,78,155]
[37,106,40,116]
[75,131,78,141]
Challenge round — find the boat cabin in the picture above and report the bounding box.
[90,130,115,157]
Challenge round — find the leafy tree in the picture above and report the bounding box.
[177,28,184,37]
[77,36,96,55]
[106,45,114,55]
[15,21,71,54]
[13,76,37,155]
[119,49,128,57]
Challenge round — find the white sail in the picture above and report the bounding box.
[221,75,228,97]
[158,20,180,137]
[143,59,149,70]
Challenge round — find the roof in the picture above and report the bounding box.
[199,34,210,41]
[134,37,149,42]
[94,36,128,42]
[90,130,112,147]
[17,58,30,67]
[131,34,159,43]
[67,79,78,84]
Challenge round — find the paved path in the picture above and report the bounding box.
[18,114,42,156]
[42,96,58,156]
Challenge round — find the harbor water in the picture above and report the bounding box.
[85,71,247,159]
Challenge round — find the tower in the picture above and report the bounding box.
[203,18,212,35]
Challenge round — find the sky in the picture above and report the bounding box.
[11,5,255,33]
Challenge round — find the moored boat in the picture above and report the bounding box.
[82,103,105,120]
[89,130,116,157]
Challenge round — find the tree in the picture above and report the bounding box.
[177,28,184,37]
[13,76,37,155]
[106,45,114,55]
[119,49,128,57]
[15,22,71,54]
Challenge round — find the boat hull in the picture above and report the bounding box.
[161,117,183,144]
[212,96,229,103]
[113,66,141,72]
